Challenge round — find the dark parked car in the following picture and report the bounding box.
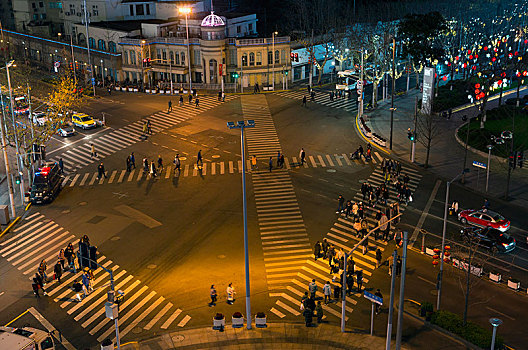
[460,226,516,253]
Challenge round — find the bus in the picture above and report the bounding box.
[336,69,372,91]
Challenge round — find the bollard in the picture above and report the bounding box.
[420,229,426,254]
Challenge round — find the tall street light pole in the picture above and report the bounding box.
[82,0,95,96]
[272,31,277,91]
[227,120,255,330]
[6,60,25,203]
[390,38,396,150]
[437,169,468,310]
[179,7,192,92]
[0,85,16,217]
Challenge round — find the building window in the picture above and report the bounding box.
[281,49,285,64]
[267,51,272,65]
[108,41,117,53]
[97,39,105,50]
[181,52,185,65]
[209,59,217,84]
[39,1,43,7]
[162,49,167,63]
[146,4,150,15]
[89,37,95,49]
[32,3,36,9]
[170,51,174,65]
[175,52,180,65]
[242,53,248,66]
[41,13,46,19]
[249,52,255,66]
[136,4,144,15]
[124,51,129,64]
[49,2,62,8]
[249,23,253,32]
[129,5,133,16]
[194,50,200,65]
[229,49,236,65]
[237,26,241,34]
[130,51,136,65]
[275,50,280,64]
[92,5,98,16]
[256,52,262,65]
[33,14,38,20]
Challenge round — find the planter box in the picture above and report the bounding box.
[114,87,120,91]
[151,90,157,94]
[128,88,133,92]
[166,90,171,94]
[231,316,244,328]
[213,317,225,330]
[159,90,164,94]
[425,247,435,256]
[508,279,520,291]
[145,89,151,93]
[489,272,501,283]
[133,88,138,92]
[255,316,267,328]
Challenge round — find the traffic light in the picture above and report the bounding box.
[143,58,147,67]
[285,70,288,76]
[40,145,46,160]
[231,72,239,79]
[78,241,89,269]
[407,129,415,141]
[147,58,151,67]
[290,52,294,62]
[15,175,21,184]
[509,151,517,169]
[295,53,299,62]
[518,151,524,168]
[89,245,98,270]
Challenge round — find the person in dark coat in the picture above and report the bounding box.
[97,162,107,179]
[376,248,382,268]
[303,307,314,327]
[54,260,62,284]
[321,239,329,259]
[314,241,322,261]
[356,270,363,292]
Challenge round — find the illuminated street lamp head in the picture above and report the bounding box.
[179,7,191,15]
[141,40,146,44]
[237,121,245,127]
[6,60,14,68]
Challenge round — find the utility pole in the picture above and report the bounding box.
[0,86,16,217]
[411,97,417,162]
[82,0,95,96]
[340,252,347,332]
[359,48,364,118]
[385,250,398,350]
[27,84,35,185]
[505,115,515,200]
[390,38,396,150]
[395,231,408,350]
[309,29,314,89]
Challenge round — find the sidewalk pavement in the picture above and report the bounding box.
[108,322,408,350]
[364,87,528,208]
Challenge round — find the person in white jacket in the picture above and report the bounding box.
[323,281,332,304]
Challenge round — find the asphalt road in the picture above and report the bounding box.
[0,86,527,349]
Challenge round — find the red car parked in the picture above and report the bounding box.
[458,209,510,232]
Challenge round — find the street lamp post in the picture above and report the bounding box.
[82,0,96,96]
[0,85,16,217]
[272,31,277,91]
[179,7,192,92]
[227,120,255,330]
[390,38,396,150]
[140,40,146,91]
[489,318,502,350]
[6,60,26,203]
[486,145,493,192]
[437,169,469,310]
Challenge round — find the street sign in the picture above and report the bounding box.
[364,291,383,305]
[357,80,363,89]
[54,61,60,68]
[472,160,487,169]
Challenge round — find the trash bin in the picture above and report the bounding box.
[0,205,9,225]
[101,339,113,350]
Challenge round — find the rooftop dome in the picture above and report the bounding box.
[201,12,225,27]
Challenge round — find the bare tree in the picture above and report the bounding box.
[416,110,441,168]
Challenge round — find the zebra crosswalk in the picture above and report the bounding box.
[48,95,237,173]
[0,213,191,341]
[268,163,423,320]
[59,152,386,188]
[276,89,359,113]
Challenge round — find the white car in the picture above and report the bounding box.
[32,112,49,126]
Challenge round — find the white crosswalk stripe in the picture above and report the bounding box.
[49,95,237,173]
[276,89,359,113]
[269,162,423,320]
[0,213,192,339]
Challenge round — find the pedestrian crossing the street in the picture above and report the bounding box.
[48,95,237,173]
[59,151,385,188]
[268,163,423,321]
[0,213,191,341]
[276,89,359,113]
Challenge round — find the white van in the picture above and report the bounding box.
[0,326,55,350]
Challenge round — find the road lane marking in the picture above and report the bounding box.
[144,302,172,330]
[485,306,515,321]
[409,179,441,247]
[161,309,182,329]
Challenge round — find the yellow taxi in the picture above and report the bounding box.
[71,113,97,129]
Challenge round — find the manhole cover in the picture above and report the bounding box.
[212,155,221,158]
[61,209,71,214]
[110,236,120,241]
[87,215,106,224]
[172,335,185,342]
[326,169,337,173]
[147,264,157,269]
[79,201,87,206]
[217,254,226,259]
[132,327,142,334]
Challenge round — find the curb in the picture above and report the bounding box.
[354,111,391,155]
[453,122,507,164]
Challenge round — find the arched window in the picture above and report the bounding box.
[130,51,136,65]
[256,52,262,65]
[175,52,180,65]
[267,51,272,65]
[170,51,174,65]
[89,37,96,49]
[97,39,106,50]
[108,41,117,53]
[242,53,248,66]
[181,52,185,65]
[249,52,255,66]
[274,50,279,64]
[123,50,129,64]
[78,33,86,45]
